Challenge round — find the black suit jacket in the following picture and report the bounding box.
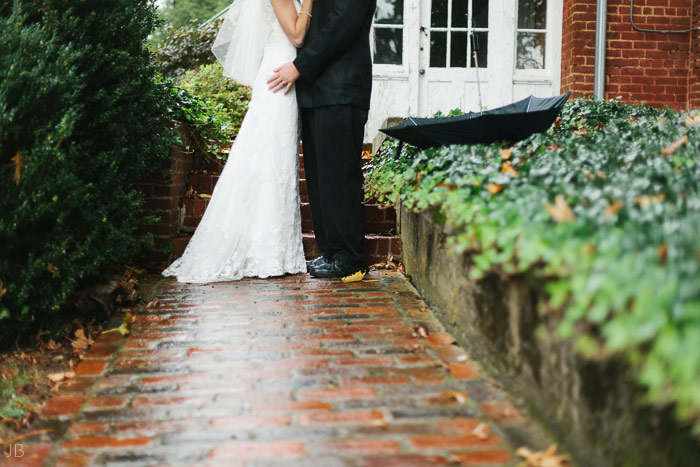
[294,0,376,110]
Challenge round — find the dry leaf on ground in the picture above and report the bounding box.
[11,150,24,185]
[516,444,571,467]
[604,200,624,217]
[47,371,75,383]
[661,135,688,156]
[499,148,512,160]
[428,391,469,405]
[501,161,520,177]
[472,422,490,439]
[412,324,430,338]
[545,195,575,223]
[146,300,160,309]
[487,183,504,195]
[71,328,94,351]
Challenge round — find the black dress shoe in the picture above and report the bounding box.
[309,257,368,278]
[306,256,331,271]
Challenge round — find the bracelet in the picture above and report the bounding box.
[300,11,312,18]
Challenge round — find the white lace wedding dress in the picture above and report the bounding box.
[163,2,306,283]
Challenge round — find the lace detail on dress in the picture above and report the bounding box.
[163,3,306,283]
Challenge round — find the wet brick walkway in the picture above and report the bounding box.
[10,271,555,466]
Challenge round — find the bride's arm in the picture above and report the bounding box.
[270,0,314,48]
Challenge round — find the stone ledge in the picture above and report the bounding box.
[397,205,700,467]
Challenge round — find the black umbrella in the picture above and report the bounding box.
[380,93,571,149]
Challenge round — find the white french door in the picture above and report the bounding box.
[367,0,562,142]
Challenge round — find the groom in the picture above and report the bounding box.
[268,0,376,278]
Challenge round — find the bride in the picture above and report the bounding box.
[163,0,314,283]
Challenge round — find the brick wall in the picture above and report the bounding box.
[561,0,695,111]
[690,0,700,109]
[135,124,194,265]
[561,0,597,96]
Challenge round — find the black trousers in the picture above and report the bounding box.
[301,104,368,268]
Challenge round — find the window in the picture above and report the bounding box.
[429,0,489,68]
[516,0,547,69]
[373,0,405,65]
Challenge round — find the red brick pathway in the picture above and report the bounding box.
[9,271,554,466]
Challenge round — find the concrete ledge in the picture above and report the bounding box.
[398,205,699,467]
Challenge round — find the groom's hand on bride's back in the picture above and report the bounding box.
[268,63,301,95]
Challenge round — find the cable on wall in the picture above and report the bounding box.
[630,0,700,34]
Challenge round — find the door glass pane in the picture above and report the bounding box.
[451,0,468,28]
[431,0,448,27]
[516,32,545,68]
[376,0,404,25]
[472,0,489,28]
[518,0,547,29]
[374,28,404,65]
[430,31,447,67]
[451,31,467,67]
[470,31,488,68]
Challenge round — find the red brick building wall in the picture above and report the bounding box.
[561,0,697,111]
[690,0,700,109]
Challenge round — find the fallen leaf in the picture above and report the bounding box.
[45,339,61,351]
[0,279,6,299]
[583,170,595,181]
[552,117,563,133]
[70,328,93,351]
[146,300,160,309]
[596,170,608,180]
[658,244,668,266]
[501,162,519,177]
[11,150,24,185]
[428,391,469,405]
[499,148,512,160]
[546,144,563,151]
[516,444,571,467]
[413,324,430,338]
[573,128,587,136]
[47,371,75,383]
[46,262,59,274]
[628,115,636,122]
[635,194,665,207]
[685,114,700,126]
[437,182,458,190]
[604,200,624,217]
[545,195,575,223]
[661,135,688,156]
[342,270,366,283]
[19,352,36,364]
[197,193,212,199]
[472,422,490,439]
[487,183,503,195]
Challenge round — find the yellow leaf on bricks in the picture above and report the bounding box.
[342,270,367,283]
[146,300,160,309]
[545,195,575,223]
[661,135,688,156]
[487,183,503,195]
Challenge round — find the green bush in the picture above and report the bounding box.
[177,62,251,144]
[0,0,173,347]
[366,98,700,433]
[153,19,221,78]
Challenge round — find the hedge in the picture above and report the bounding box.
[366,98,700,434]
[0,0,174,346]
